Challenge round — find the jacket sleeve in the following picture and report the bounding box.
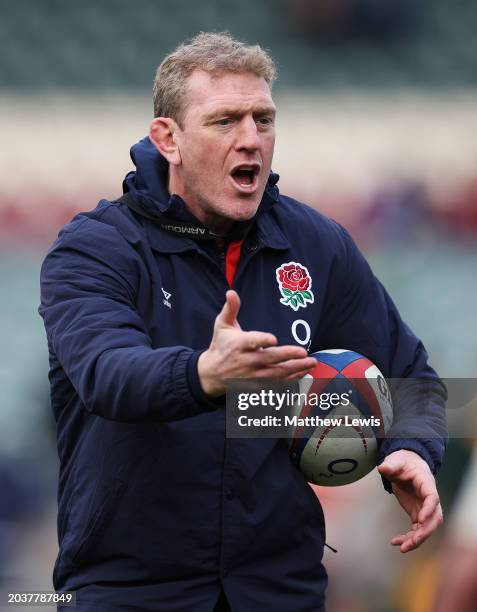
[39,216,216,423]
[317,224,447,487]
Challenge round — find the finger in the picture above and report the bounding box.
[418,491,440,524]
[400,536,418,553]
[241,331,278,351]
[377,456,406,478]
[286,367,316,381]
[251,345,310,364]
[395,526,421,553]
[414,504,444,544]
[391,522,420,546]
[255,357,318,379]
[400,527,426,553]
[217,290,241,328]
[398,508,443,553]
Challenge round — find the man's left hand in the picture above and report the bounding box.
[378,449,444,553]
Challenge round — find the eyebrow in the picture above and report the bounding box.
[204,106,276,121]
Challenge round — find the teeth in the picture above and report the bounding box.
[234,165,257,172]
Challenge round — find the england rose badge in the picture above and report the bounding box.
[276,262,315,311]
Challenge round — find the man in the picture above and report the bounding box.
[39,32,447,612]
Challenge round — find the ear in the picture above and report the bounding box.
[149,117,182,166]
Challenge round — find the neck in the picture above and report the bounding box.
[167,167,234,235]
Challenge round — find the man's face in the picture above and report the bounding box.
[171,70,276,232]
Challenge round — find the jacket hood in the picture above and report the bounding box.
[122,136,280,226]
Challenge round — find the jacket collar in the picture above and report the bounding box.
[139,185,291,255]
[255,206,290,251]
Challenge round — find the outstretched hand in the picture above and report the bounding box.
[378,449,444,553]
[198,290,316,397]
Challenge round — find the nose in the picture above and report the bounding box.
[234,116,260,152]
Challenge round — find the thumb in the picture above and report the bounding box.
[378,456,405,477]
[217,290,241,328]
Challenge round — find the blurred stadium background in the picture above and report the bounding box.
[1,1,476,610]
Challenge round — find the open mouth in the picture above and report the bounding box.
[230,164,260,192]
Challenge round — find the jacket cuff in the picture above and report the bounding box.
[186,350,226,411]
[377,438,437,494]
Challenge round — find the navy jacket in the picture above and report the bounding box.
[39,137,446,612]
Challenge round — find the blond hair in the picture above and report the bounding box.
[153,32,277,125]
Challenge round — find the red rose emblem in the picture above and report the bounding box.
[278,263,310,292]
[276,262,315,310]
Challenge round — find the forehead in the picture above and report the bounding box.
[183,69,276,119]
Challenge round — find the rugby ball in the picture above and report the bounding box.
[288,349,393,486]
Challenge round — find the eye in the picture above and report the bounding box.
[256,116,274,127]
[216,118,232,126]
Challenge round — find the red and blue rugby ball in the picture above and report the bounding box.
[288,349,393,486]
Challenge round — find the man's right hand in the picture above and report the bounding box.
[198,289,316,397]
